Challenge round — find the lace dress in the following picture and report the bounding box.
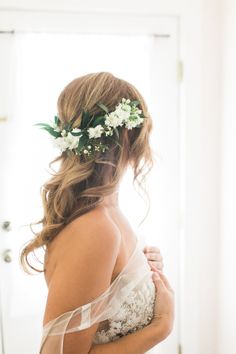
[39,237,157,353]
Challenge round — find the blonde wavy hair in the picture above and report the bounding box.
[20,72,154,273]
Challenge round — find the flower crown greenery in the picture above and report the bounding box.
[33,98,145,160]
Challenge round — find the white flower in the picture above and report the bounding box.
[115,107,130,121]
[120,102,132,113]
[122,98,130,104]
[101,98,144,132]
[53,137,70,152]
[66,132,81,150]
[105,128,113,136]
[53,132,81,152]
[72,128,81,133]
[105,112,123,128]
[61,129,67,137]
[47,98,145,155]
[87,125,104,139]
[136,116,144,125]
[125,116,144,130]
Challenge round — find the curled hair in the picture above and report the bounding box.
[20,72,154,273]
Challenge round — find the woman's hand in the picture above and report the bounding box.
[143,246,164,271]
[149,263,175,338]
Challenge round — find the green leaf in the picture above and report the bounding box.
[40,126,61,138]
[54,115,59,125]
[96,102,109,114]
[77,133,89,150]
[33,123,60,136]
[33,123,51,128]
[92,116,105,127]
[80,110,90,129]
[131,100,140,107]
[85,114,96,129]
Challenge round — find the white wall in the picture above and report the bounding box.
[1,0,181,14]
[219,0,236,353]
[180,1,222,353]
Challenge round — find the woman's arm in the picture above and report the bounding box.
[89,322,169,354]
[143,246,164,271]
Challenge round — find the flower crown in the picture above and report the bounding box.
[34,98,145,159]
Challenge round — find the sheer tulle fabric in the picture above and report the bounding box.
[39,237,156,354]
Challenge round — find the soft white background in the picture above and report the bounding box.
[0,1,235,354]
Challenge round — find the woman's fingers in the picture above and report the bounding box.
[146,252,163,262]
[149,262,159,272]
[152,271,165,291]
[148,260,164,271]
[143,247,163,265]
[143,247,162,258]
[143,245,164,271]
[151,266,174,293]
[143,246,160,253]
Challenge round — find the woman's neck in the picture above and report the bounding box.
[99,190,119,208]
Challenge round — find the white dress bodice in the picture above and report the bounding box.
[92,245,156,344]
[39,238,156,353]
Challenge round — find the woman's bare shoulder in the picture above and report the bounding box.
[45,206,121,285]
[48,206,120,246]
[66,206,121,245]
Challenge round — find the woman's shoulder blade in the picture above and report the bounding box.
[68,207,122,246]
[51,207,120,250]
[44,207,121,288]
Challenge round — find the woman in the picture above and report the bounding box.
[20,72,174,353]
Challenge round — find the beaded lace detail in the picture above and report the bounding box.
[92,274,156,344]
